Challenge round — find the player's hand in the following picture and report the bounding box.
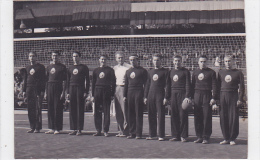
[22,92,26,98]
[91,96,95,102]
[144,98,147,105]
[83,93,87,99]
[209,99,216,106]
[163,98,167,105]
[237,100,242,107]
[66,94,70,100]
[123,97,127,103]
[60,92,65,100]
[212,104,219,111]
[183,98,191,104]
[44,93,47,100]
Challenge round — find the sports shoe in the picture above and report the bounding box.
[119,134,127,137]
[54,130,60,135]
[69,131,77,135]
[194,138,203,143]
[127,135,135,139]
[115,134,121,137]
[181,137,188,142]
[230,141,236,145]
[27,129,35,133]
[202,140,209,144]
[93,132,102,136]
[146,137,157,140]
[76,130,82,136]
[158,137,164,141]
[169,138,181,141]
[34,129,40,133]
[104,132,109,137]
[45,130,55,134]
[220,140,230,145]
[135,136,142,139]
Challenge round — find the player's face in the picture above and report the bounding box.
[72,53,80,64]
[224,57,233,69]
[198,58,207,69]
[173,58,182,68]
[152,56,161,68]
[28,52,36,63]
[99,56,107,66]
[129,56,138,67]
[51,53,59,63]
[116,54,125,65]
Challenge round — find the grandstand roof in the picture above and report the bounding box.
[14,1,244,29]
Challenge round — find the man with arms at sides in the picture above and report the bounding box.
[67,51,90,136]
[144,53,168,141]
[45,51,67,134]
[191,55,217,144]
[217,55,245,145]
[92,54,116,137]
[113,51,131,137]
[166,55,191,142]
[123,54,148,139]
[23,51,46,133]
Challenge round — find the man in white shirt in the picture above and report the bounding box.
[113,51,131,137]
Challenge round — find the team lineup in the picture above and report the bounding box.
[22,50,244,146]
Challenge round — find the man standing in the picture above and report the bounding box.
[45,51,67,134]
[92,54,116,137]
[67,52,90,136]
[113,51,131,137]
[191,55,217,144]
[23,52,46,133]
[217,55,245,145]
[123,54,147,139]
[166,55,191,142]
[144,53,168,141]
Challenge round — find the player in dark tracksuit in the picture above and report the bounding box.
[67,52,90,136]
[123,54,148,139]
[92,54,116,137]
[166,55,191,142]
[191,55,217,144]
[23,52,46,133]
[217,56,245,145]
[45,51,67,134]
[144,53,168,141]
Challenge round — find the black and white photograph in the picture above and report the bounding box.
[0,0,260,159]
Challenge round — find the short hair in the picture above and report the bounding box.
[73,51,81,57]
[152,53,163,59]
[199,55,208,60]
[51,50,61,56]
[115,51,125,57]
[173,55,182,60]
[100,53,108,59]
[28,51,37,56]
[129,53,139,59]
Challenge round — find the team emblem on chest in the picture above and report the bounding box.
[225,75,232,83]
[50,68,56,74]
[29,68,35,75]
[173,75,178,82]
[153,74,158,81]
[99,72,105,79]
[73,68,78,75]
[198,73,204,80]
[130,72,135,79]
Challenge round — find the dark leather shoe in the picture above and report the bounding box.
[127,135,136,139]
[27,129,35,133]
[69,131,77,135]
[34,129,40,133]
[169,137,181,141]
[93,132,102,136]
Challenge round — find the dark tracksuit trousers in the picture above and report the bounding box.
[147,88,165,138]
[171,90,188,138]
[94,87,111,133]
[128,89,144,137]
[194,90,212,140]
[220,91,239,141]
[69,85,85,130]
[47,82,63,131]
[26,86,42,130]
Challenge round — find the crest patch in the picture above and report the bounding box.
[73,68,78,75]
[225,75,232,83]
[153,74,159,81]
[50,68,56,74]
[29,68,35,75]
[198,73,204,80]
[173,75,178,82]
[99,72,105,79]
[130,72,135,79]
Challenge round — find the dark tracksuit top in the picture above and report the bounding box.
[191,67,217,139]
[23,63,46,130]
[144,67,168,138]
[166,67,191,138]
[46,62,67,130]
[92,66,116,133]
[124,66,147,137]
[217,69,245,141]
[67,64,90,130]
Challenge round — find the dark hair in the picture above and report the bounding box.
[199,55,208,60]
[51,50,61,56]
[28,51,37,56]
[152,53,163,59]
[129,53,139,59]
[100,53,108,58]
[173,55,182,60]
[73,51,81,57]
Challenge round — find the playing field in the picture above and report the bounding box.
[15,110,247,159]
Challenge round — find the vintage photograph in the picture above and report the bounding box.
[13,0,248,159]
